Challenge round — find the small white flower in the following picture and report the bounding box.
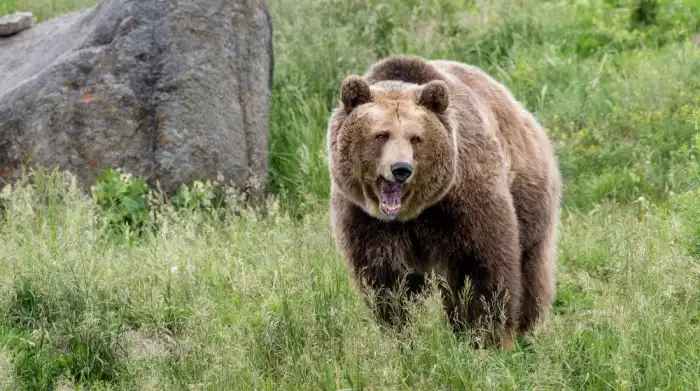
[170,265,178,273]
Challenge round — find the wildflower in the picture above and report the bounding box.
[171,265,178,273]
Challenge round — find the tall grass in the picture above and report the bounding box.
[0,0,699,389]
[0,169,698,390]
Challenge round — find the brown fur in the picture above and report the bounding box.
[327,55,561,349]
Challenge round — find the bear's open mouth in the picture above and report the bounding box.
[378,178,403,220]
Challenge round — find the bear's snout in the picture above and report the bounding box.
[390,162,413,183]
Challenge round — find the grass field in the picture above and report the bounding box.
[1,0,700,389]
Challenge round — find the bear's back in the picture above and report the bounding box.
[363,55,448,86]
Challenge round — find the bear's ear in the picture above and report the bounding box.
[340,75,371,113]
[417,80,449,114]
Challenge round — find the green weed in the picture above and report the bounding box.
[91,167,152,240]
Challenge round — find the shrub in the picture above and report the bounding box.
[90,168,151,239]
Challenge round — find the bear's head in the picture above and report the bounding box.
[328,75,458,222]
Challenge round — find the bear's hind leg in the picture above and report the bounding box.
[518,227,557,335]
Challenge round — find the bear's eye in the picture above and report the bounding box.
[410,136,422,145]
[375,133,389,141]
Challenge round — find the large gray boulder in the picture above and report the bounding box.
[0,0,274,198]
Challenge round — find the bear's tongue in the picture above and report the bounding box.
[379,180,403,220]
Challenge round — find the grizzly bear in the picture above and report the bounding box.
[326,55,561,349]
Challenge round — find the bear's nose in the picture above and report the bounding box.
[390,162,413,183]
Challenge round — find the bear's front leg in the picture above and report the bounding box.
[356,264,427,329]
[444,190,523,350]
[332,197,426,330]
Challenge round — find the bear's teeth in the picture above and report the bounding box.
[382,201,401,210]
[380,201,400,221]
